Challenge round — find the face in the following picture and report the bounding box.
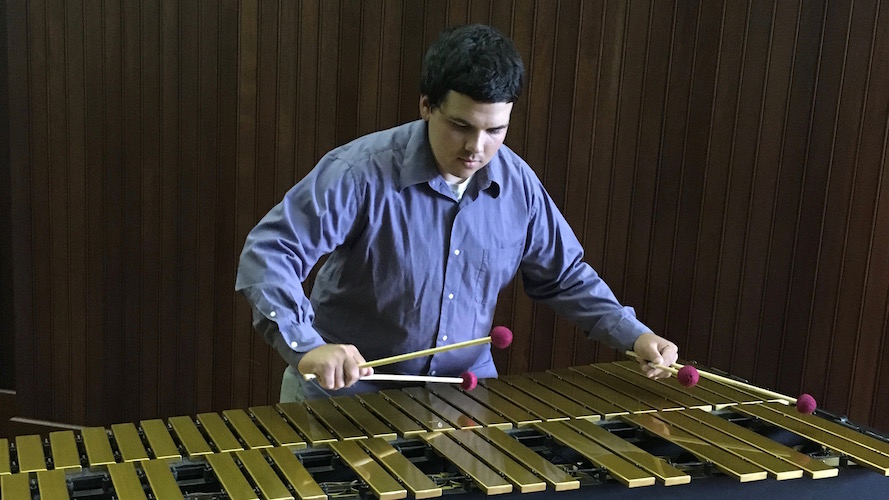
[420,91,514,183]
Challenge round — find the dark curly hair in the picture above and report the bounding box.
[420,24,524,109]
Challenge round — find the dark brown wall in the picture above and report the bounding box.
[5,0,889,431]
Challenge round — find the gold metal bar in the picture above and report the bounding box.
[550,368,657,413]
[107,461,147,499]
[224,409,272,449]
[475,427,580,491]
[197,412,243,452]
[305,399,367,440]
[205,452,259,500]
[501,375,600,420]
[356,393,427,437]
[763,402,889,457]
[425,384,512,430]
[36,469,69,499]
[447,429,545,493]
[331,396,398,440]
[736,403,889,475]
[457,385,541,428]
[420,431,512,495]
[381,390,455,432]
[481,379,568,421]
[534,421,655,488]
[359,437,442,499]
[623,413,767,482]
[15,434,47,472]
[570,365,684,411]
[49,430,82,471]
[565,419,690,485]
[140,419,182,460]
[682,409,837,479]
[328,440,407,500]
[402,387,481,429]
[266,447,328,500]
[249,406,307,449]
[657,410,802,479]
[0,439,9,475]
[525,372,629,419]
[81,427,116,467]
[236,449,293,500]
[596,363,713,411]
[112,423,150,462]
[613,361,738,409]
[141,459,184,499]
[277,402,337,447]
[1,473,31,498]
[168,416,213,457]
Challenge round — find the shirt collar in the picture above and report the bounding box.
[399,119,503,198]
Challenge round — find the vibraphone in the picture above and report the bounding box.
[3,361,889,499]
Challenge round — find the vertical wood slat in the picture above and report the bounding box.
[5,0,889,433]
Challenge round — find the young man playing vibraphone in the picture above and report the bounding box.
[236,24,679,402]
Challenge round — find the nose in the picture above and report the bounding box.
[465,132,484,155]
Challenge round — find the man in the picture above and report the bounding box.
[236,24,678,402]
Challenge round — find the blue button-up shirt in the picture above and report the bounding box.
[236,120,650,379]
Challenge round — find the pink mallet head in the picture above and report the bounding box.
[461,371,478,391]
[490,326,513,349]
[796,393,817,414]
[677,365,700,387]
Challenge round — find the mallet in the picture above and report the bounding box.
[625,350,817,414]
[306,371,478,390]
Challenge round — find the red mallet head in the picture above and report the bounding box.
[677,365,700,387]
[490,326,513,349]
[796,393,817,414]
[461,371,478,391]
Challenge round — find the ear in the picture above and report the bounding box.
[419,95,432,120]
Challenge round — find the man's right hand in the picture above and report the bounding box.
[297,344,373,390]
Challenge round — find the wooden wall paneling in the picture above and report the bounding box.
[522,0,559,373]
[545,0,583,371]
[795,0,852,406]
[233,0,259,411]
[850,2,889,425]
[139,0,163,422]
[561,0,603,368]
[703,0,748,371]
[357,0,384,138]
[65,0,88,427]
[82,0,105,428]
[26,0,52,422]
[820,0,879,416]
[335,0,361,147]
[102,0,125,424]
[377,0,402,132]
[212,0,239,413]
[721,0,771,380]
[175,0,199,418]
[5,0,29,396]
[666,0,720,361]
[748,0,802,390]
[0,0,13,392]
[251,0,279,409]
[397,2,423,124]
[624,0,672,350]
[646,0,694,343]
[774,0,826,399]
[195,0,220,414]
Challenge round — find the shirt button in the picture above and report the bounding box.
[290,341,298,349]
[269,311,277,317]
[442,335,448,341]
[454,249,460,255]
[448,293,454,300]
[430,370,437,375]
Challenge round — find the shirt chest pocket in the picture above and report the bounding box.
[475,241,524,306]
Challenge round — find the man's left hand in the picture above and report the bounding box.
[632,332,679,379]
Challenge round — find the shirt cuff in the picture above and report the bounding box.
[589,307,651,351]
